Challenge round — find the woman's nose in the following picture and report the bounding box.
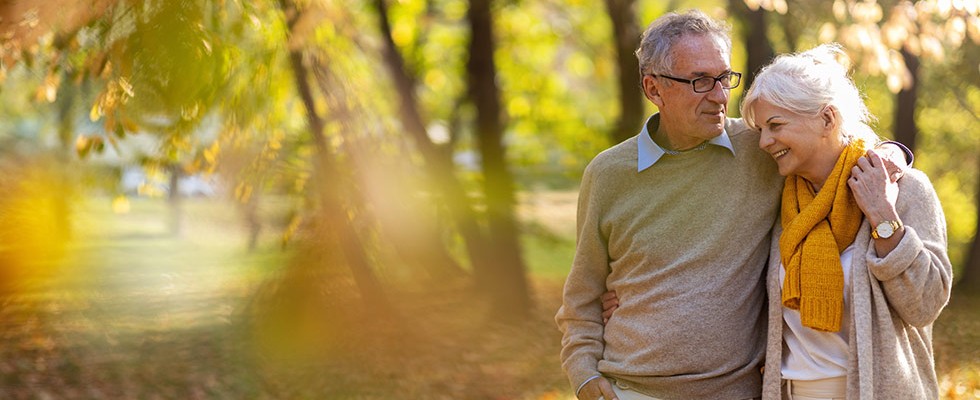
[758,130,773,149]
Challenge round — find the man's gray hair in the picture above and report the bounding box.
[635,10,732,77]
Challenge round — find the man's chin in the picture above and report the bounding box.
[701,121,725,137]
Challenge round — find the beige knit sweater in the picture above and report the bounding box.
[761,169,953,399]
[557,117,782,399]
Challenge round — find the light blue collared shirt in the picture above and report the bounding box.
[637,114,736,172]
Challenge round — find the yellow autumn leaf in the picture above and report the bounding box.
[90,101,103,122]
[204,142,219,164]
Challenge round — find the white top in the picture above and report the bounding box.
[779,244,855,380]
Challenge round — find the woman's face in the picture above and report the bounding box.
[753,99,841,183]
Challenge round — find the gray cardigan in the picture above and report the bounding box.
[761,169,953,399]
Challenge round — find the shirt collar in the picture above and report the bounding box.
[637,114,736,172]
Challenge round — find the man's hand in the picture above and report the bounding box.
[601,291,619,324]
[579,376,618,400]
[870,143,910,183]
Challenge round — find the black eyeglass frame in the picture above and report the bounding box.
[648,71,742,93]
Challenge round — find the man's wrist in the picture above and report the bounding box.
[576,375,602,397]
[878,140,914,167]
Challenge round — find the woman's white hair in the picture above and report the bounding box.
[740,43,879,145]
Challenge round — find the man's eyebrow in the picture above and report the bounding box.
[689,69,734,77]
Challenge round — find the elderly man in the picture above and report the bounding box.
[555,10,909,400]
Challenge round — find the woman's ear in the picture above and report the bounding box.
[642,74,664,108]
[820,105,840,134]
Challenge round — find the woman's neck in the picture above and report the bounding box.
[802,146,846,193]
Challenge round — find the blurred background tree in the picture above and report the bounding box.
[0,0,977,398]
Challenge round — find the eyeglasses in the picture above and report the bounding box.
[651,71,742,93]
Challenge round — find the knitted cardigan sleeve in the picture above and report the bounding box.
[863,170,953,327]
[555,158,612,391]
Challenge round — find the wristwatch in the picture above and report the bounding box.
[872,220,902,239]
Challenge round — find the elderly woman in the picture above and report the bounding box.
[740,43,952,399]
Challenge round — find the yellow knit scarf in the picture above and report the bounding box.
[779,140,867,332]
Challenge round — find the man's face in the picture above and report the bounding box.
[644,34,733,146]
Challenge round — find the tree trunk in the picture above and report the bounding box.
[778,13,800,51]
[168,164,182,236]
[243,194,261,252]
[279,0,394,316]
[895,48,919,153]
[729,0,775,90]
[372,0,485,279]
[466,0,532,321]
[603,0,644,145]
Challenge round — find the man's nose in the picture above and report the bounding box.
[706,81,729,103]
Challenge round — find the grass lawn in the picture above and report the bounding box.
[0,192,976,399]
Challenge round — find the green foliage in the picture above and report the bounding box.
[381,0,623,188]
[67,1,231,148]
[915,96,979,275]
[495,1,618,187]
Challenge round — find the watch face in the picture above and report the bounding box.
[876,222,895,239]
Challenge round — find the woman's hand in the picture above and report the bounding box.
[601,290,619,324]
[849,150,904,256]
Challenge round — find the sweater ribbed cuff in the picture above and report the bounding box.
[866,226,920,281]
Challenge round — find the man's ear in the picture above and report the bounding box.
[642,74,664,108]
